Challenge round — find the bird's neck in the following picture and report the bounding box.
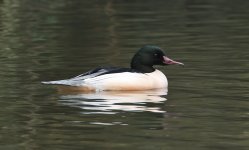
[130,58,155,73]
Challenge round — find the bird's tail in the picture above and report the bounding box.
[42,80,72,86]
[41,79,84,86]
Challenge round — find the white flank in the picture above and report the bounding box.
[42,69,168,91]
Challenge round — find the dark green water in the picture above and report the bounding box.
[0,0,249,150]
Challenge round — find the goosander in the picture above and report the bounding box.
[42,45,183,91]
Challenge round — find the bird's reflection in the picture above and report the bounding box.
[58,88,168,114]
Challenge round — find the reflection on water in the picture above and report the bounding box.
[59,89,167,114]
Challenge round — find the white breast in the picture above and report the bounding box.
[82,69,168,91]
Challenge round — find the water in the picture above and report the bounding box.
[0,0,249,149]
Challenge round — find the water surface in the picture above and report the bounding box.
[0,0,249,150]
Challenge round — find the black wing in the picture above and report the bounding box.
[73,66,139,79]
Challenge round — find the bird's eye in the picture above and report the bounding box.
[154,53,158,57]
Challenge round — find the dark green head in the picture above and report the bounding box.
[131,45,183,73]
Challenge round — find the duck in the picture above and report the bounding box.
[42,45,183,92]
